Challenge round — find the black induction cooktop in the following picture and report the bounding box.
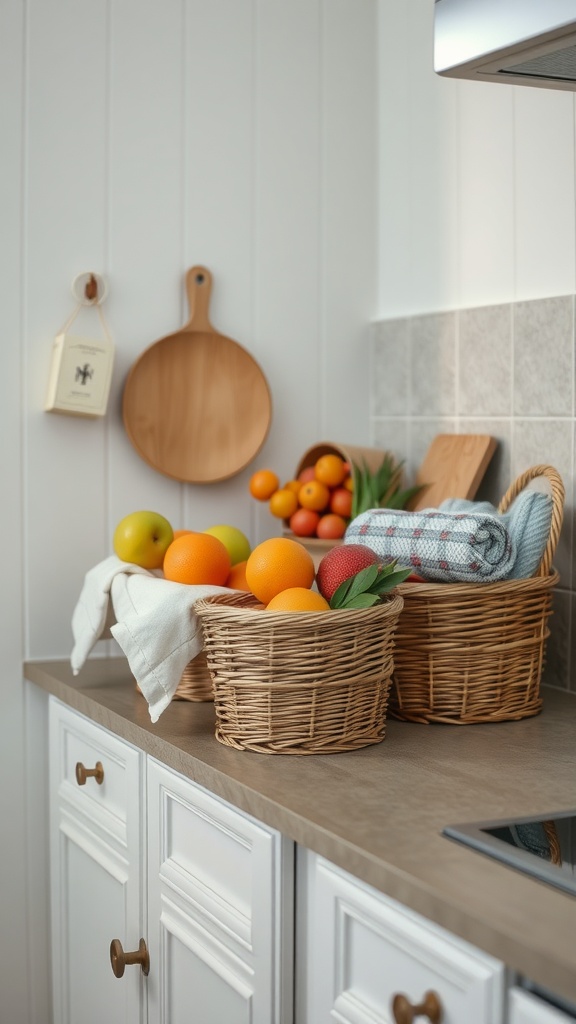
[443,810,576,896]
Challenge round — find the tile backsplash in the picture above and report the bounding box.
[370,295,575,694]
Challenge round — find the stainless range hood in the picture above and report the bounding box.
[434,0,576,90]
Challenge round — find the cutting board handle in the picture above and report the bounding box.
[184,265,213,332]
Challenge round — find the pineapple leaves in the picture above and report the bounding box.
[329,559,412,610]
[350,455,424,517]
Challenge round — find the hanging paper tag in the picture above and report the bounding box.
[45,332,114,417]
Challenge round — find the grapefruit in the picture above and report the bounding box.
[316,543,380,602]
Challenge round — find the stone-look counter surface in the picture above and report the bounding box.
[25,658,576,1007]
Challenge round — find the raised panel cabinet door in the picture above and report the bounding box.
[146,757,294,1024]
[49,698,146,1024]
[509,988,576,1023]
[296,850,506,1024]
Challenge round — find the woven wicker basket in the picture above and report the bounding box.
[136,650,213,703]
[390,465,565,725]
[194,590,404,754]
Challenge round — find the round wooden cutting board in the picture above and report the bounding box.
[122,267,272,483]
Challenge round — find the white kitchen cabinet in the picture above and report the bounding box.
[49,699,145,1024]
[296,849,506,1024]
[509,987,576,1023]
[146,757,293,1024]
[48,698,293,1024]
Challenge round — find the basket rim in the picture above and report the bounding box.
[195,589,404,622]
[397,567,559,599]
[498,464,564,577]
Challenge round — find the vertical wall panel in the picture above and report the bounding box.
[322,0,378,444]
[514,88,576,300]
[252,0,323,479]
[106,0,184,533]
[377,2,412,315]
[25,0,110,656]
[458,81,515,308]
[181,0,257,536]
[384,0,459,318]
[0,2,30,1017]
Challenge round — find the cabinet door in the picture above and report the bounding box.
[509,987,576,1023]
[146,758,294,1024]
[49,699,145,1024]
[296,850,505,1024]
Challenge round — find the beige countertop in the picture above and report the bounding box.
[25,657,576,1006]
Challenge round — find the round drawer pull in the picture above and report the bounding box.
[75,761,104,786]
[392,989,443,1023]
[109,938,150,978]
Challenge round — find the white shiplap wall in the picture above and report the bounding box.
[377,1,576,317]
[1,2,377,1018]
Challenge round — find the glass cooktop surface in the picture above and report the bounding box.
[443,810,576,896]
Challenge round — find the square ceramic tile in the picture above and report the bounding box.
[513,295,574,417]
[458,304,512,416]
[371,320,410,416]
[409,312,457,416]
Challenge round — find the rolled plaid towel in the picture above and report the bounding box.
[345,508,515,583]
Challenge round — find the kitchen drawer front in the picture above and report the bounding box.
[298,850,505,1024]
[509,987,576,1023]
[49,697,141,837]
[146,757,294,1024]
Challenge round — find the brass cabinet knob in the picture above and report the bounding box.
[392,990,443,1023]
[75,761,104,786]
[109,938,150,978]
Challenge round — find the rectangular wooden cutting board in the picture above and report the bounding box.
[408,434,498,510]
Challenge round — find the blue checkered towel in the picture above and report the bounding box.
[345,488,553,583]
[345,508,515,582]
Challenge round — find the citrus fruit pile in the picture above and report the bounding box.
[112,511,252,589]
[249,454,353,541]
[112,511,409,614]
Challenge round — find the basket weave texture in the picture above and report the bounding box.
[173,651,213,702]
[195,591,404,754]
[390,465,564,725]
[135,650,213,703]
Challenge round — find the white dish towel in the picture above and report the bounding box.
[71,555,228,722]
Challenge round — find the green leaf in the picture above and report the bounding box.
[341,563,380,602]
[350,455,421,516]
[384,484,426,510]
[329,558,411,609]
[367,567,412,592]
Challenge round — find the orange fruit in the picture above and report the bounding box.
[265,588,330,612]
[173,528,195,539]
[283,479,302,495]
[343,475,354,493]
[249,469,280,501]
[298,480,330,512]
[226,560,250,591]
[314,453,347,487]
[298,465,316,484]
[289,507,321,537]
[269,488,299,519]
[316,513,347,540]
[329,487,352,518]
[163,532,231,586]
[245,537,315,604]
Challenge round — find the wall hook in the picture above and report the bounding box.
[84,273,98,302]
[71,271,108,305]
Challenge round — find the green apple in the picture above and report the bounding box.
[113,511,174,569]
[203,524,251,566]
